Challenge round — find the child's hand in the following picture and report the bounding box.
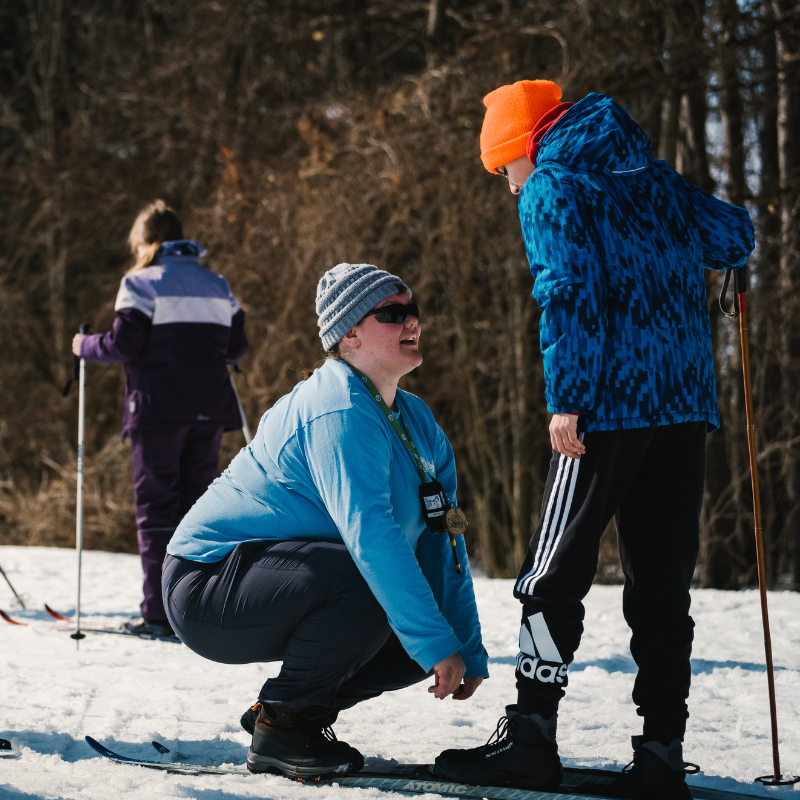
[71,333,85,356]
[549,414,585,459]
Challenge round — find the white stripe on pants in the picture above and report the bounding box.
[517,445,582,595]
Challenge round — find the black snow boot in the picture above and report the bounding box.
[607,736,698,799]
[434,705,562,791]
[247,702,364,778]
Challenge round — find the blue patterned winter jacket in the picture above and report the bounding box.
[518,92,755,431]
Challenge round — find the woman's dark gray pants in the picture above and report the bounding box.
[162,540,429,716]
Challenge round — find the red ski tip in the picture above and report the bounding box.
[44,604,72,622]
[0,609,26,626]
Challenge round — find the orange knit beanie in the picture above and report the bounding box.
[480,80,563,173]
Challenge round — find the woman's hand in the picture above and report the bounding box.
[549,413,585,459]
[428,652,466,699]
[71,333,85,356]
[452,676,483,700]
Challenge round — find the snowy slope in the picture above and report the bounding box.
[0,545,798,799]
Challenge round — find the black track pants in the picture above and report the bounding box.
[163,540,429,716]
[513,422,705,742]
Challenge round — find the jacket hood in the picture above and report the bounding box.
[156,240,208,258]
[535,92,651,176]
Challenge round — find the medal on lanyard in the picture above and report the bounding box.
[347,364,467,573]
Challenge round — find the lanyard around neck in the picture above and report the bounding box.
[347,364,431,484]
[345,362,466,575]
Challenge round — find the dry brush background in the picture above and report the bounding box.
[2,0,799,588]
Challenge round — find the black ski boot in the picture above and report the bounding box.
[434,705,562,791]
[246,702,364,778]
[608,736,698,799]
[123,616,176,638]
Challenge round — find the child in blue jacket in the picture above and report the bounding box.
[434,81,754,800]
[72,200,248,637]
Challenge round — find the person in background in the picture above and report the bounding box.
[73,200,248,638]
[162,263,488,778]
[433,81,754,800]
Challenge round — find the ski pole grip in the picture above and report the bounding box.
[734,265,747,314]
[734,264,748,295]
[62,323,91,396]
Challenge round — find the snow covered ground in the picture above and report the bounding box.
[0,544,799,800]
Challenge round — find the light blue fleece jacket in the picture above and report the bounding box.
[168,358,489,677]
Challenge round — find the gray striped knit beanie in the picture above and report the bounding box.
[316,263,411,351]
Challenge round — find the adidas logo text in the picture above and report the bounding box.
[516,654,569,684]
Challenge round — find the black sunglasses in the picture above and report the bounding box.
[362,302,420,324]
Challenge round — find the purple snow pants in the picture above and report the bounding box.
[129,426,224,620]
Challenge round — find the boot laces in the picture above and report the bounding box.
[322,725,338,743]
[482,715,511,752]
[621,759,634,774]
[302,720,339,746]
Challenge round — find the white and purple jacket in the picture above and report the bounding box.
[80,241,248,433]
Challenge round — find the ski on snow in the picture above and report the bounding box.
[0,605,180,642]
[84,736,765,800]
[43,604,133,635]
[0,609,26,625]
[44,604,179,640]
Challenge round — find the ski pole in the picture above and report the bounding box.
[0,563,25,610]
[725,267,799,786]
[228,365,252,445]
[66,323,90,647]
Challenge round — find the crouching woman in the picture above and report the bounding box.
[162,263,489,778]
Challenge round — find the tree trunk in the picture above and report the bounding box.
[682,88,714,193]
[774,0,800,587]
[718,0,750,586]
[658,3,689,167]
[696,0,748,589]
[754,0,784,585]
[718,0,748,207]
[659,87,681,167]
[632,3,666,154]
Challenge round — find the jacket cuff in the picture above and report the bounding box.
[79,333,99,361]
[462,651,490,679]
[548,402,586,415]
[410,631,464,673]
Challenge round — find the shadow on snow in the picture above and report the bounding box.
[488,655,793,675]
